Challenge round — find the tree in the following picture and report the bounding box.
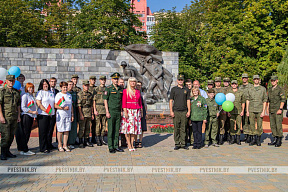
[0,0,45,47]
[277,46,288,92]
[68,0,146,49]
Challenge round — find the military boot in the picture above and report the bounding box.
[85,138,94,147]
[236,135,241,145]
[1,147,7,160]
[218,134,224,145]
[79,138,85,148]
[249,135,256,146]
[242,134,248,142]
[101,136,107,145]
[96,136,102,146]
[91,137,97,144]
[246,135,251,143]
[229,135,235,145]
[256,135,261,146]
[275,137,282,147]
[6,147,16,158]
[268,137,277,146]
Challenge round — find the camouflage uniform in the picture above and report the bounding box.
[77,80,94,148]
[0,75,21,160]
[93,76,107,146]
[89,76,97,144]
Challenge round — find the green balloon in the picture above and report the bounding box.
[222,101,234,112]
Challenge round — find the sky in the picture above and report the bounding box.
[147,0,192,13]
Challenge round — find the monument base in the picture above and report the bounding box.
[146,102,172,124]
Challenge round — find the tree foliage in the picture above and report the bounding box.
[151,0,288,85]
[277,46,288,92]
[0,0,146,49]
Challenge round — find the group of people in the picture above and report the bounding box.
[0,72,148,160]
[170,73,286,150]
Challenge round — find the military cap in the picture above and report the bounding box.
[207,80,214,85]
[242,73,249,78]
[111,72,121,79]
[82,80,90,85]
[231,80,238,84]
[89,76,96,80]
[223,77,230,82]
[253,75,260,79]
[99,75,106,80]
[207,88,215,93]
[215,77,221,82]
[271,75,278,81]
[71,74,79,79]
[6,75,15,81]
[177,74,184,80]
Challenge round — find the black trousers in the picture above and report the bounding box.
[16,114,34,152]
[192,121,203,148]
[37,115,52,152]
[48,115,56,148]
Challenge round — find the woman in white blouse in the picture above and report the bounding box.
[54,82,73,152]
[36,79,55,153]
[16,83,37,155]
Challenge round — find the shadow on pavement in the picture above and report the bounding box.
[143,134,173,147]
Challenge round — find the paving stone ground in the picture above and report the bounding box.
[0,132,288,192]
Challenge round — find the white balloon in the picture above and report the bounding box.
[226,93,235,102]
[0,68,8,80]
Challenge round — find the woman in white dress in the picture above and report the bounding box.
[54,82,73,152]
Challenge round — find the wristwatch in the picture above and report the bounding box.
[279,108,283,111]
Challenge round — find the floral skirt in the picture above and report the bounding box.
[120,109,142,135]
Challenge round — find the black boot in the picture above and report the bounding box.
[275,137,282,147]
[227,134,231,143]
[268,137,277,146]
[101,136,107,145]
[249,135,256,146]
[85,138,94,147]
[6,147,16,158]
[236,135,241,145]
[96,136,102,146]
[219,134,224,145]
[246,135,251,143]
[256,135,261,146]
[229,135,235,145]
[242,134,248,142]
[1,147,7,160]
[79,138,85,148]
[91,137,97,144]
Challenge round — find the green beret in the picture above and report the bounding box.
[242,73,248,78]
[82,80,89,85]
[111,72,121,79]
[231,80,238,84]
[215,77,221,82]
[208,89,215,93]
[271,75,278,81]
[6,75,15,81]
[253,75,260,79]
[71,74,79,79]
[99,75,106,80]
[89,76,96,80]
[223,77,230,82]
[177,74,184,80]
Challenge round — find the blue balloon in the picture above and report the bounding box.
[8,66,21,78]
[215,93,226,105]
[13,80,21,90]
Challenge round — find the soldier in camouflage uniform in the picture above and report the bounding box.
[267,75,286,147]
[223,77,232,142]
[71,74,82,93]
[77,80,94,148]
[227,80,245,145]
[93,75,108,146]
[89,76,97,144]
[207,80,214,91]
[239,73,253,143]
[246,75,267,146]
[0,75,21,160]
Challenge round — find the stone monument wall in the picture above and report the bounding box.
[0,47,178,88]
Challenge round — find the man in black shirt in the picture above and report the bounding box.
[169,75,191,150]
